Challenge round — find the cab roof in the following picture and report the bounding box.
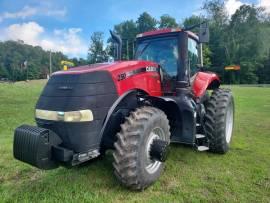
[136,28,199,41]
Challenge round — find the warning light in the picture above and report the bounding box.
[225,65,240,71]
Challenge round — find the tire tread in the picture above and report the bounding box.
[112,106,170,190]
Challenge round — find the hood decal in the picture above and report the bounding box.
[118,66,159,81]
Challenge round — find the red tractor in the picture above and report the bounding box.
[13,23,234,190]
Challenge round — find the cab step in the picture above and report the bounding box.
[197,146,209,151]
[195,134,209,152]
[196,123,203,132]
[195,134,205,139]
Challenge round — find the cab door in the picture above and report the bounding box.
[159,37,179,95]
[135,36,180,96]
[188,37,199,81]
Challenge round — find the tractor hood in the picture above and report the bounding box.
[53,60,159,76]
[53,60,160,96]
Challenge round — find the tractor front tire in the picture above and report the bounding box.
[205,88,234,154]
[113,106,170,190]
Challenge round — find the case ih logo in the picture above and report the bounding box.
[118,66,158,81]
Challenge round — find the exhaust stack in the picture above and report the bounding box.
[110,30,122,61]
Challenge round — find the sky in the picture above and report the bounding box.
[0,0,269,59]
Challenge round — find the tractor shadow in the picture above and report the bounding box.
[11,145,216,199]
[11,151,134,199]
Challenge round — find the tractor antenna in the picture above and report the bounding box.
[110,30,122,61]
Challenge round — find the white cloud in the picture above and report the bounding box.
[0,5,66,22]
[0,6,37,22]
[1,22,87,58]
[259,0,270,13]
[3,22,44,45]
[40,7,67,18]
[225,0,270,16]
[225,0,244,16]
[40,28,88,58]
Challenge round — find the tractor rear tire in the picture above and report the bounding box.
[205,88,234,154]
[113,106,170,190]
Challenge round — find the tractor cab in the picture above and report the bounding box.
[135,27,206,95]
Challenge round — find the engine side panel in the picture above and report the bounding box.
[110,65,162,97]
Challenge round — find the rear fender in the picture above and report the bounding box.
[192,72,220,98]
[148,96,196,144]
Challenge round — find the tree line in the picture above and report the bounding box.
[88,0,270,84]
[0,40,87,81]
[0,0,269,83]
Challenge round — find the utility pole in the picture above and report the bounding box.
[12,65,15,82]
[49,50,52,77]
[24,60,28,81]
[26,63,28,81]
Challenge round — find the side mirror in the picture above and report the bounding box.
[199,22,209,43]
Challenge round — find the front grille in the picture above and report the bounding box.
[35,70,118,152]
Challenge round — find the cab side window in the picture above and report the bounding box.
[188,38,199,76]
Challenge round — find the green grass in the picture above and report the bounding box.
[0,81,269,202]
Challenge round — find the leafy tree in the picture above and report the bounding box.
[257,52,270,83]
[228,5,261,61]
[136,12,157,33]
[203,0,228,26]
[114,20,138,59]
[71,57,88,66]
[88,32,107,63]
[114,20,138,40]
[159,14,178,28]
[202,45,212,67]
[202,0,229,81]
[259,21,270,56]
[183,15,202,31]
[226,5,263,83]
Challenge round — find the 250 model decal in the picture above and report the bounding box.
[117,66,159,81]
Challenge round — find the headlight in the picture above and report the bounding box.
[35,109,93,122]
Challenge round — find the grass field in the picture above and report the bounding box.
[0,80,269,202]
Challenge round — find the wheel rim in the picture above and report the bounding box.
[225,101,234,143]
[145,127,165,174]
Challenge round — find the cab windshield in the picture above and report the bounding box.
[135,37,178,77]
